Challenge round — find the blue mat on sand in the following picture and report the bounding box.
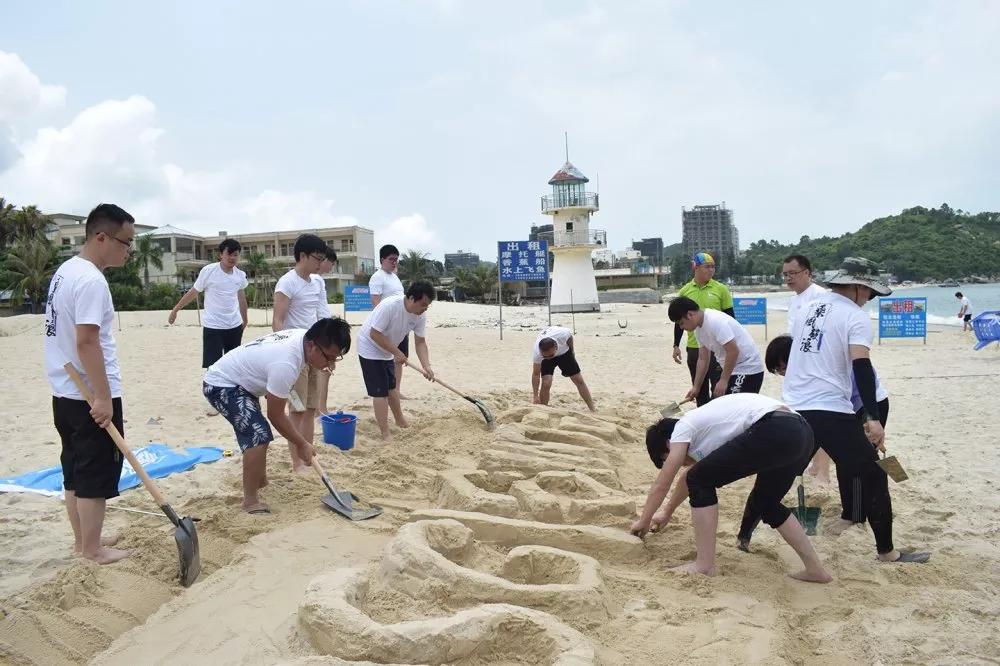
[0,444,224,496]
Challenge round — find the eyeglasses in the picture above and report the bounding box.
[782,269,806,278]
[317,344,344,366]
[384,256,399,263]
[309,253,327,262]
[102,232,134,250]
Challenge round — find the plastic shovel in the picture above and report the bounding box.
[311,457,382,521]
[64,363,201,587]
[794,476,821,536]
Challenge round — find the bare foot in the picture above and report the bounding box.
[395,418,410,429]
[242,502,271,514]
[788,568,833,584]
[380,431,393,442]
[82,546,132,565]
[671,561,716,577]
[74,531,120,555]
[737,538,751,553]
[825,518,855,536]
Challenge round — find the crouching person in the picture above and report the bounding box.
[202,318,351,514]
[630,393,832,583]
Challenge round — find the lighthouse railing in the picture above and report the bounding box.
[540,192,599,213]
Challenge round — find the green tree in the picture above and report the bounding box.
[0,197,16,251]
[398,249,433,284]
[131,234,164,288]
[453,264,499,303]
[3,238,57,313]
[242,251,276,307]
[10,205,50,243]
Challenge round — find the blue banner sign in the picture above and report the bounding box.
[878,297,926,340]
[498,240,549,282]
[344,285,372,312]
[734,297,767,326]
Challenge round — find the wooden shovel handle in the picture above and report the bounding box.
[63,363,169,507]
[403,359,464,398]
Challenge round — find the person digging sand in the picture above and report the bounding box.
[630,393,833,583]
[530,325,596,412]
[202,318,351,514]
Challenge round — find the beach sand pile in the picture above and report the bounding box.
[1,302,998,664]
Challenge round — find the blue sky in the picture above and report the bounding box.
[1,1,997,260]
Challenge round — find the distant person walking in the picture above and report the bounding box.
[369,244,410,397]
[168,238,249,369]
[956,292,973,331]
[671,252,735,406]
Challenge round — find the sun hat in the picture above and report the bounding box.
[823,256,892,296]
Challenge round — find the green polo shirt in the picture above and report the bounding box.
[677,278,734,348]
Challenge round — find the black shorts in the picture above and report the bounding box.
[397,333,410,358]
[203,325,244,368]
[540,349,582,377]
[360,356,396,397]
[726,371,764,395]
[53,396,125,499]
[963,314,972,322]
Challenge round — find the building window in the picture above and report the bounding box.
[266,244,275,257]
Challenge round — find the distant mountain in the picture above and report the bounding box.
[739,205,1000,281]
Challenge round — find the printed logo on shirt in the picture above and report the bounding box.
[44,275,64,337]
[245,331,293,348]
[799,302,830,353]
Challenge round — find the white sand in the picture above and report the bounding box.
[0,302,998,664]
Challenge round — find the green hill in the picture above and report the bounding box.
[739,204,1000,281]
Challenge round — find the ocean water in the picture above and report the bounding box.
[766,282,1000,327]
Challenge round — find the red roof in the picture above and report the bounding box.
[548,161,589,185]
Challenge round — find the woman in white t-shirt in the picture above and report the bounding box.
[368,244,411,396]
[630,394,832,583]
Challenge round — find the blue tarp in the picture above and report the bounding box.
[0,444,224,496]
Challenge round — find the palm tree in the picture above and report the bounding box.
[398,249,432,284]
[131,234,164,288]
[11,205,50,242]
[453,264,499,303]
[0,198,16,250]
[3,238,57,313]
[242,251,273,307]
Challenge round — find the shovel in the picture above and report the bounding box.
[64,364,201,587]
[310,457,383,521]
[793,476,821,536]
[876,451,909,483]
[660,398,692,418]
[404,360,495,430]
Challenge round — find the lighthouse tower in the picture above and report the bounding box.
[541,158,603,313]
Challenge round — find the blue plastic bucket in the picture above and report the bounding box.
[320,412,357,450]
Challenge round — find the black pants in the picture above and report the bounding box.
[726,371,764,395]
[686,411,813,529]
[737,404,895,554]
[686,347,722,407]
[202,325,244,368]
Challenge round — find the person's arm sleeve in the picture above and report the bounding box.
[265,363,299,399]
[413,314,427,338]
[368,273,383,295]
[273,275,293,298]
[239,271,249,290]
[847,311,874,348]
[193,265,210,292]
[673,322,683,347]
[721,288,734,311]
[714,318,735,346]
[74,279,110,325]
[722,307,736,318]
[852,357,881,422]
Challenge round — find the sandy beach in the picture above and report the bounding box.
[1,301,998,665]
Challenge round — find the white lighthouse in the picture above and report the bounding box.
[540,158,604,313]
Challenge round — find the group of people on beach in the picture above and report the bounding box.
[42,203,928,581]
[631,250,929,583]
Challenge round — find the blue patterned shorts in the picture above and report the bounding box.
[202,383,274,452]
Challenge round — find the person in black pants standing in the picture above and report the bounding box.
[630,394,832,583]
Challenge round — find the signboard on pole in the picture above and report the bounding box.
[498,240,549,282]
[344,285,373,313]
[734,297,768,339]
[878,297,926,344]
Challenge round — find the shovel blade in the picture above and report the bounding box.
[794,507,822,536]
[321,492,383,521]
[660,402,682,418]
[877,455,909,483]
[174,516,201,587]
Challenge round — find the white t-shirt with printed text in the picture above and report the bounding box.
[694,309,764,375]
[44,256,122,399]
[671,393,789,462]
[357,295,427,361]
[194,262,248,330]
[783,292,873,414]
[788,283,827,335]
[531,326,573,364]
[203,329,306,399]
[368,269,404,300]
[274,269,325,330]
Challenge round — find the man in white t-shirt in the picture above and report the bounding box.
[782,254,832,482]
[368,244,410,395]
[955,291,973,331]
[273,233,333,472]
[357,282,435,441]
[530,325,596,412]
[44,203,136,565]
[630,394,831,583]
[783,257,928,564]
[168,238,249,368]
[668,297,765,401]
[202,318,351,513]
[314,246,337,413]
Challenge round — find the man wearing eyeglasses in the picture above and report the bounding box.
[203,318,351,514]
[44,203,136,565]
[783,255,827,335]
[273,233,335,473]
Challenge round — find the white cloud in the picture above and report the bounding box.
[376,213,439,255]
[0,51,66,123]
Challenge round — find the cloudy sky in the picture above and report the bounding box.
[1,1,997,259]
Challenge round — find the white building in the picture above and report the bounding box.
[540,160,603,313]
